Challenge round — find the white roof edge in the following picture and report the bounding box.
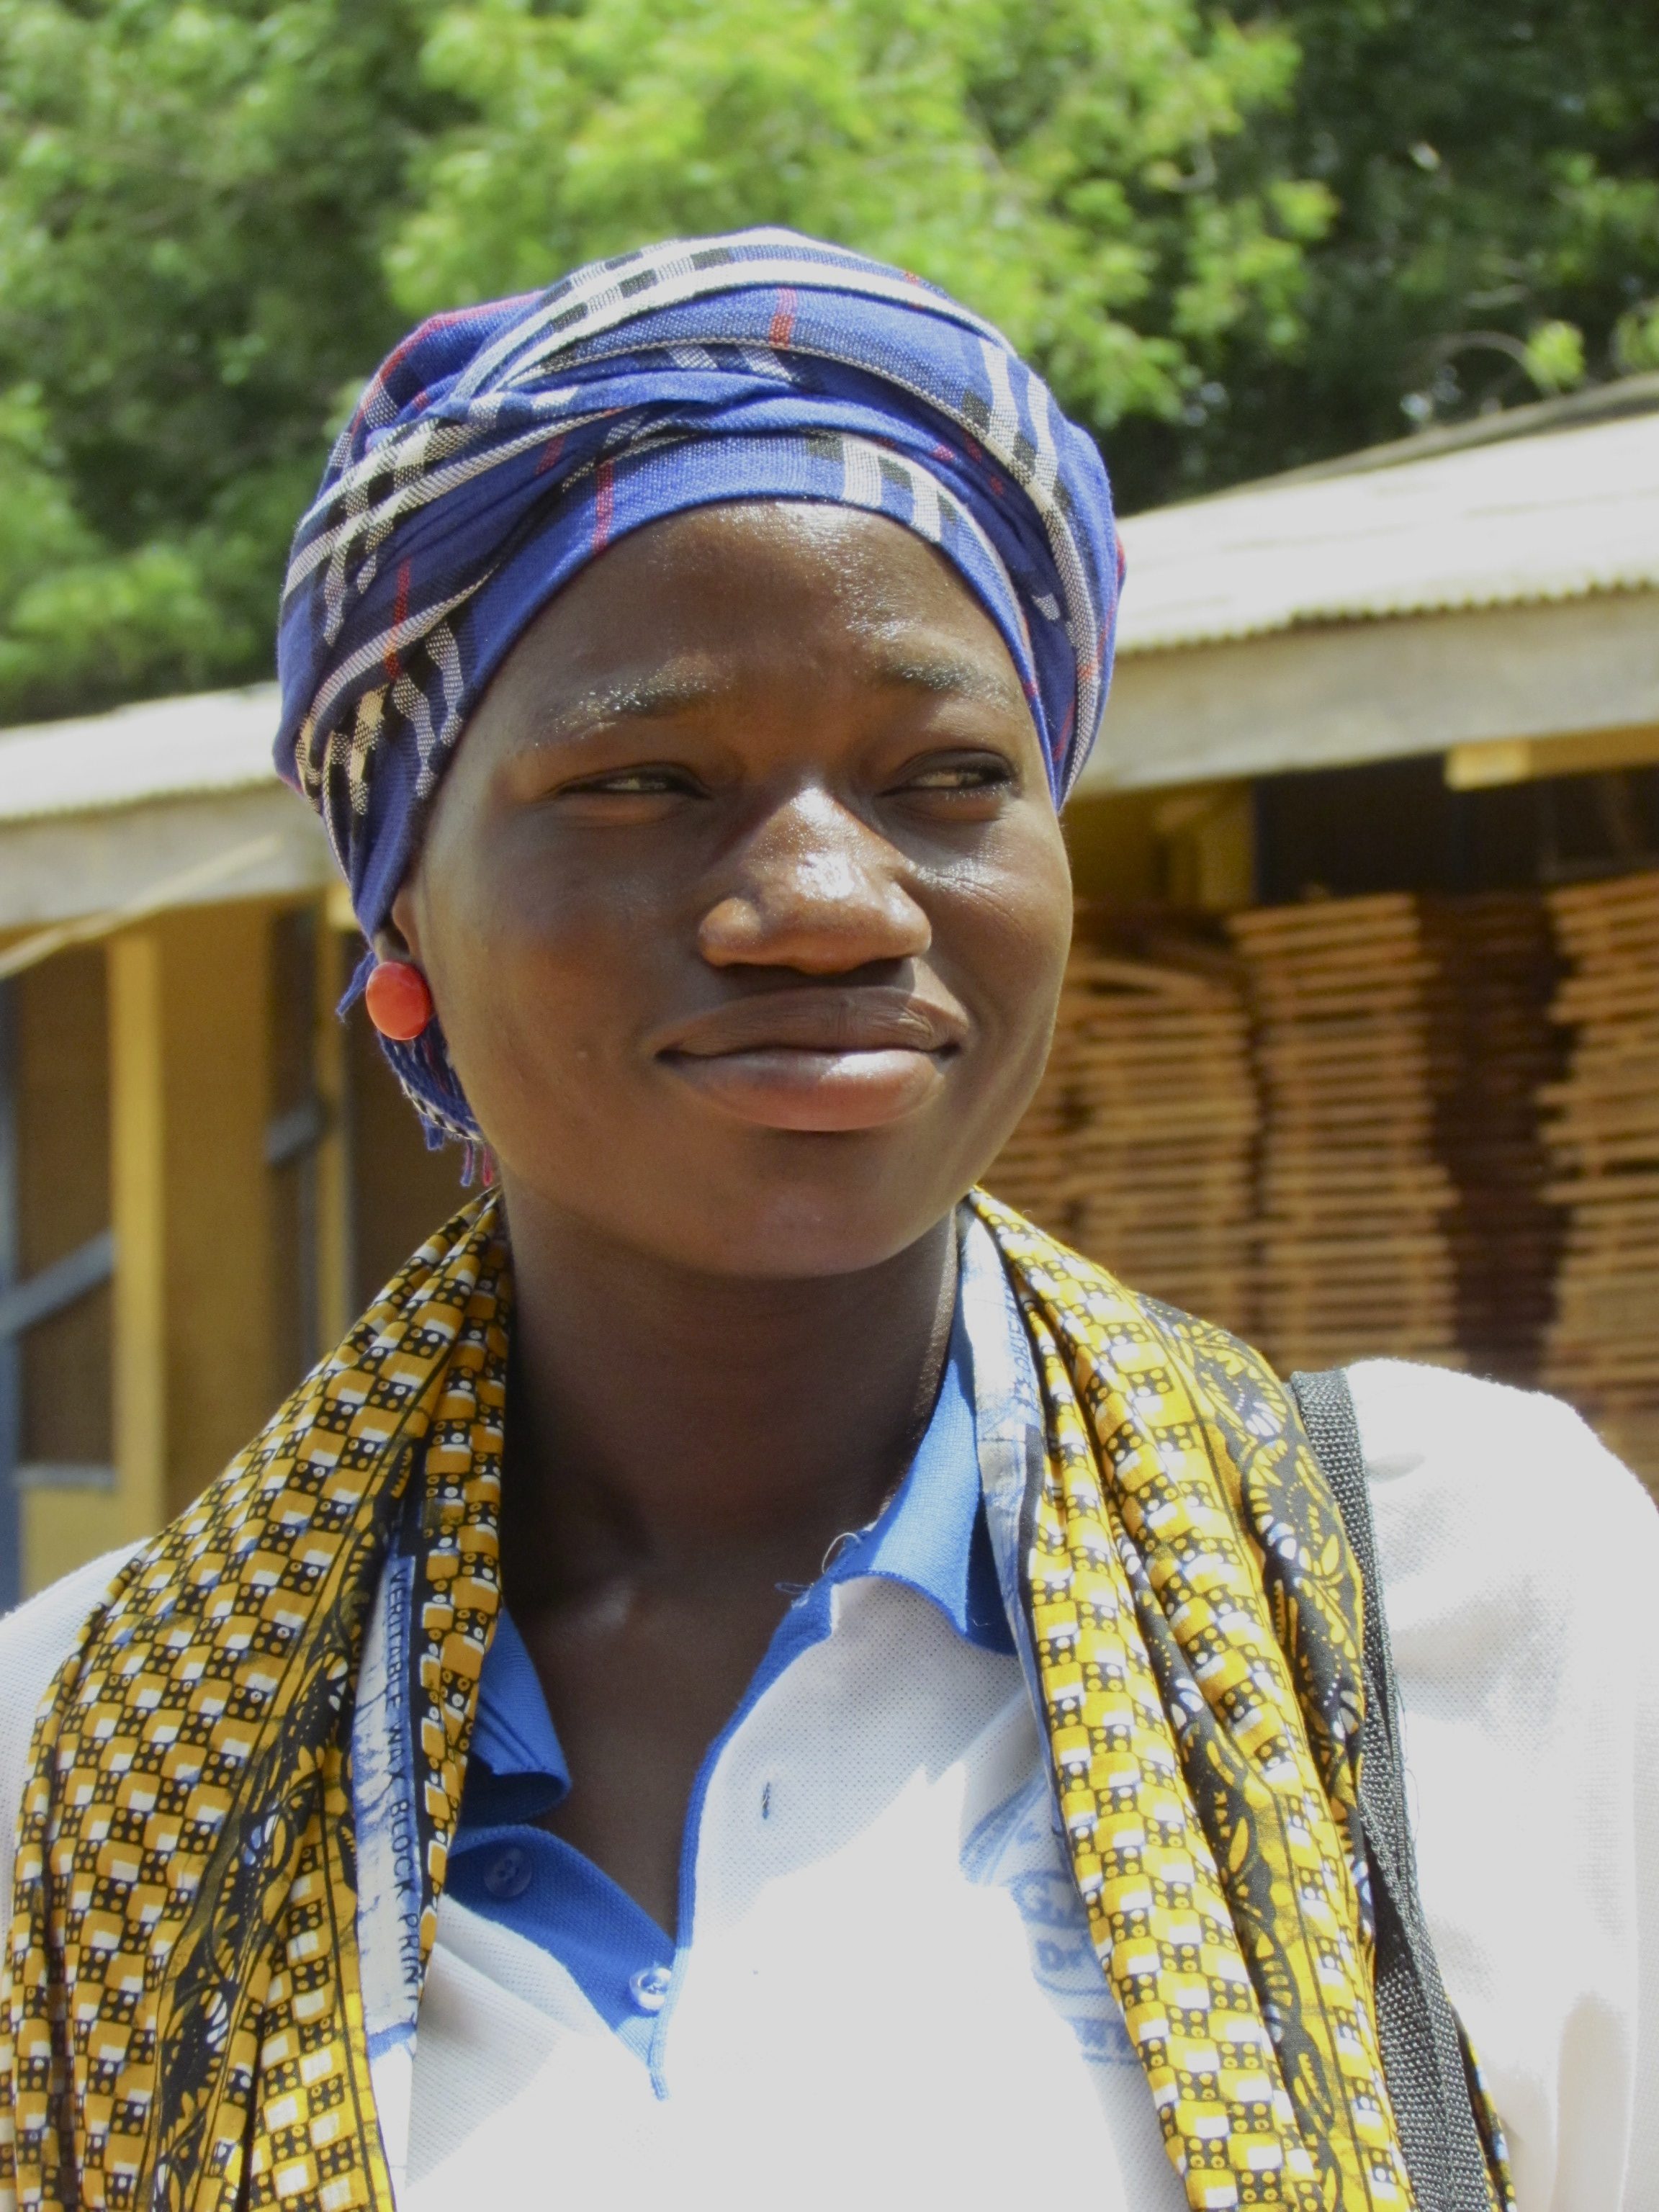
[0,683,282,824]
[1113,573,1659,658]
[0,680,279,750]
[1113,400,1659,656]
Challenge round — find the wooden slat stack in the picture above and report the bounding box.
[1426,894,1562,1385]
[989,920,1258,1338]
[1540,870,1659,1481]
[997,889,1560,1384]
[1228,895,1462,1374]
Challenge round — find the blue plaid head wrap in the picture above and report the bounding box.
[276,228,1123,1144]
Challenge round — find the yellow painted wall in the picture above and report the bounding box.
[106,923,168,1557]
[1064,784,1255,912]
[23,902,282,1591]
[130,903,280,1524]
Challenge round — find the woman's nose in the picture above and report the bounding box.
[696,787,932,973]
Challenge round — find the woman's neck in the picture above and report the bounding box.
[495,1186,959,1613]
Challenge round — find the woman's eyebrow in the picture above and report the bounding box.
[871,652,1026,711]
[521,651,1022,751]
[526,670,726,747]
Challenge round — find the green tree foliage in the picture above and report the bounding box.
[389,0,1329,444]
[1167,0,1659,492]
[0,0,438,717]
[0,0,1655,722]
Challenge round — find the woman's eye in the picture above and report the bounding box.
[899,756,1015,794]
[560,765,699,799]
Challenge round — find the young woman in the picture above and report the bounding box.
[1,232,1653,2212]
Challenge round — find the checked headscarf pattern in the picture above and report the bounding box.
[273,229,1123,1145]
[0,1195,1512,2212]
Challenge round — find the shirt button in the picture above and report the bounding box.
[628,1964,673,2015]
[483,1845,533,1900]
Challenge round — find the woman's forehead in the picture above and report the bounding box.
[482,502,1033,725]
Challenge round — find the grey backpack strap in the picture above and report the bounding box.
[1290,1367,1496,2212]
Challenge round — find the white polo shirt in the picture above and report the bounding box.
[3,1223,1656,2211]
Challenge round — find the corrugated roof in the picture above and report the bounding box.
[0,684,279,824]
[1115,400,1659,655]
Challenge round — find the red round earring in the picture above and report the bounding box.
[364,958,434,1041]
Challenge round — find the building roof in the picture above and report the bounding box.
[0,684,281,825]
[1,376,1655,836]
[1114,379,1659,655]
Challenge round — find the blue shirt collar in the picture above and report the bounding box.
[458,1292,1011,1831]
[464,1606,571,1821]
[848,1295,1009,1650]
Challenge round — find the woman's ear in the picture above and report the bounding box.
[382,886,422,968]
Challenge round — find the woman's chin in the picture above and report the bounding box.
[498,1116,974,1282]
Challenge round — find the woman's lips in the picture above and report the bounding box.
[665,1044,951,1130]
[655,986,968,1133]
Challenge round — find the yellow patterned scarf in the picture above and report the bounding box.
[1,1192,1508,2212]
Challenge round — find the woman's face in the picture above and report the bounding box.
[392,500,1073,1277]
